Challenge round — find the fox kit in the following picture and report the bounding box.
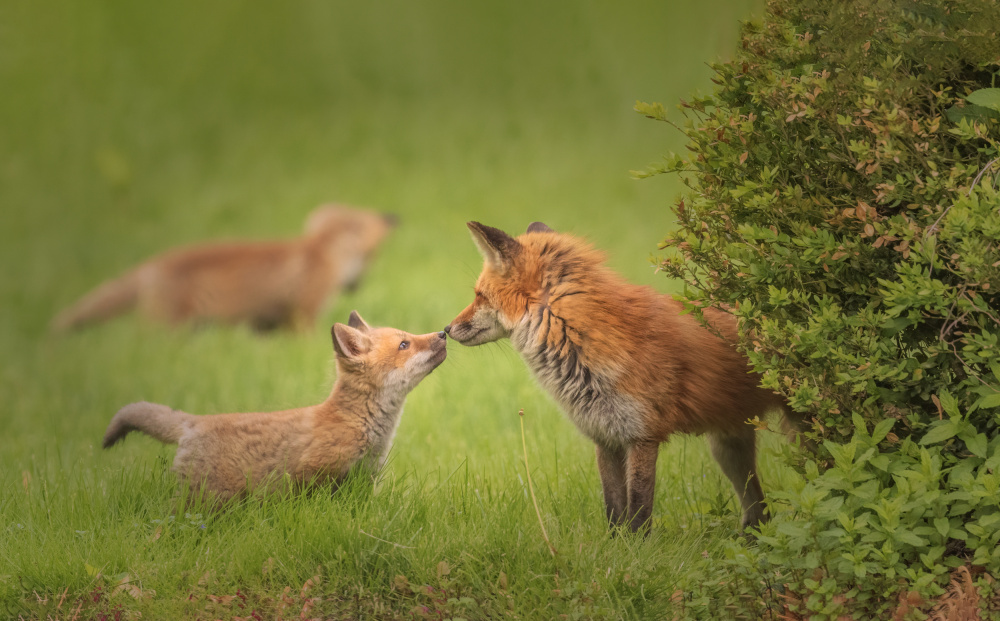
[446,221,790,533]
[102,311,447,503]
[52,205,396,333]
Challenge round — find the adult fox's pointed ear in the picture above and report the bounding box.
[526,221,553,234]
[332,323,372,360]
[467,222,520,273]
[347,310,371,332]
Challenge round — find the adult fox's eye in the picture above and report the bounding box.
[399,341,410,350]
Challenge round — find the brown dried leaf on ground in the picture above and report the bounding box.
[929,566,981,621]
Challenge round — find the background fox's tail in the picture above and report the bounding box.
[51,269,141,332]
[103,401,192,448]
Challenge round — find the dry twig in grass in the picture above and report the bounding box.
[519,408,557,558]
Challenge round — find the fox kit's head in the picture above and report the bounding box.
[305,205,398,291]
[445,221,555,346]
[332,311,447,393]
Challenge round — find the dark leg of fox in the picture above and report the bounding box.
[707,429,769,529]
[625,441,660,535]
[252,301,296,332]
[595,444,628,529]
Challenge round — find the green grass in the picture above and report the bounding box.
[0,1,786,618]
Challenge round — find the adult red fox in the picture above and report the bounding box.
[445,221,791,532]
[52,205,395,332]
[103,311,447,503]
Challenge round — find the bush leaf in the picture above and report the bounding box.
[965,88,1000,112]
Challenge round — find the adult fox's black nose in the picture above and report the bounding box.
[443,325,451,335]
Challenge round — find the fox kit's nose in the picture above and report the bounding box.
[437,331,447,339]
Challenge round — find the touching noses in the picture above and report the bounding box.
[437,330,447,339]
[442,326,451,336]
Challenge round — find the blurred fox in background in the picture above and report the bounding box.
[51,205,396,333]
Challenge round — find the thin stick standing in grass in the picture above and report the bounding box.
[520,408,557,557]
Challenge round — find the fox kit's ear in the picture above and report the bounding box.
[332,323,372,360]
[347,310,372,332]
[467,221,520,273]
[526,221,553,234]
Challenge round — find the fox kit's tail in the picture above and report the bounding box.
[51,269,142,332]
[103,401,192,449]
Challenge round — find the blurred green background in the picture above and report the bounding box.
[0,1,768,614]
[2,0,752,330]
[1,0,755,456]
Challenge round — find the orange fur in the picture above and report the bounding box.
[103,311,447,505]
[446,221,790,531]
[52,205,395,332]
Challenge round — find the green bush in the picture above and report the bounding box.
[638,0,1000,617]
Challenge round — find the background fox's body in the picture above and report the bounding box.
[103,312,447,503]
[446,222,788,532]
[53,205,395,332]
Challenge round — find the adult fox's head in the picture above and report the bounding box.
[445,221,555,346]
[333,311,447,393]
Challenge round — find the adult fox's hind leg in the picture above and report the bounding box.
[707,428,768,529]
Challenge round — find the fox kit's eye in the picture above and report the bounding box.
[399,341,410,350]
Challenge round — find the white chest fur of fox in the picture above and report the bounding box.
[102,312,447,504]
[512,310,646,448]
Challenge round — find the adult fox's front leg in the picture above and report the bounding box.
[625,441,660,534]
[596,444,627,528]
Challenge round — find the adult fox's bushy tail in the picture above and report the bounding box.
[103,401,192,449]
[51,269,141,332]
